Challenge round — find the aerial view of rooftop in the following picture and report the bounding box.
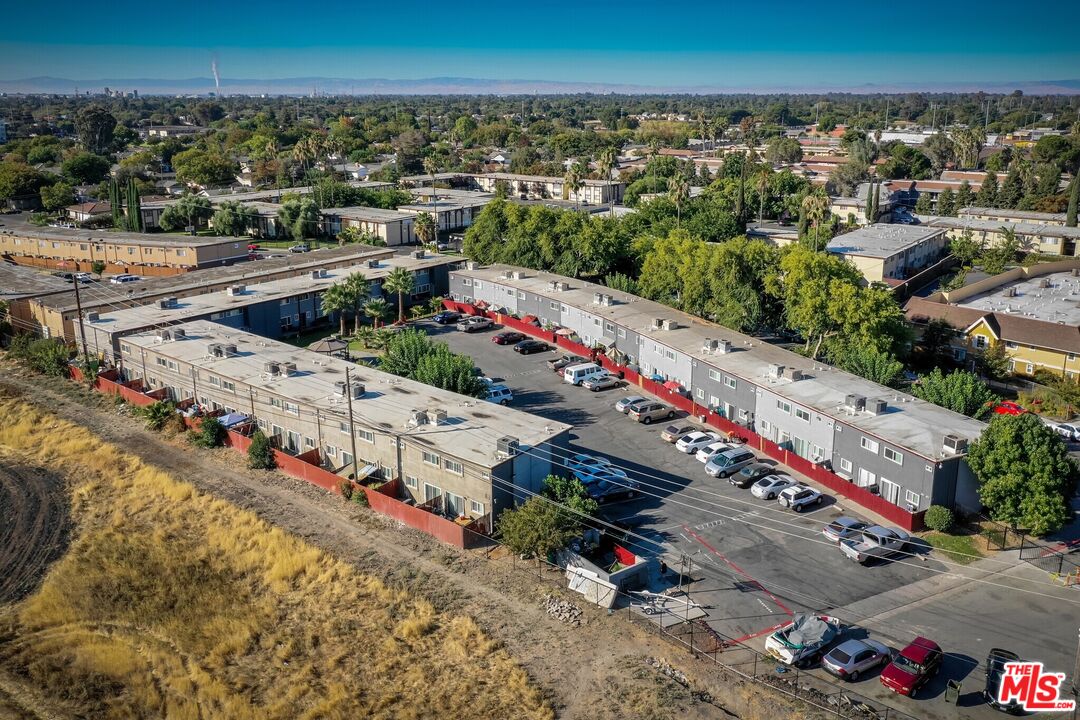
[2,1,1080,718]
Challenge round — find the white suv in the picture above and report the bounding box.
[777,484,823,512]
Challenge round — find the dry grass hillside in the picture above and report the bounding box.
[0,396,552,720]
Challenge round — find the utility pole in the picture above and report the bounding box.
[345,367,359,483]
[71,271,92,373]
[985,100,990,129]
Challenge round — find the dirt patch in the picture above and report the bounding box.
[0,463,70,604]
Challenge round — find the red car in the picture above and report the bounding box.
[491,331,526,345]
[880,636,942,697]
[247,243,261,251]
[992,401,1026,416]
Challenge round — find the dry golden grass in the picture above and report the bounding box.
[0,397,553,720]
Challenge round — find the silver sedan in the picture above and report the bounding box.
[821,638,891,681]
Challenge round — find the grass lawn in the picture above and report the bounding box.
[922,531,983,565]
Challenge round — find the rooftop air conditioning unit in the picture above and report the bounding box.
[409,409,428,426]
[866,398,888,415]
[310,270,321,280]
[662,319,678,331]
[227,284,245,296]
[263,361,280,376]
[1039,278,1051,289]
[496,436,520,458]
[768,363,784,379]
[548,281,559,292]
[601,294,614,306]
[173,328,186,339]
[1072,268,1079,277]
[465,261,479,270]
[157,299,171,309]
[1005,287,1017,297]
[511,270,524,280]
[702,338,718,352]
[428,408,448,425]
[845,394,866,412]
[943,434,968,454]
[783,367,804,381]
[85,311,100,323]
[208,342,224,357]
[222,343,237,356]
[367,259,380,269]
[319,269,328,278]
[716,340,732,355]
[593,292,604,305]
[334,380,348,397]
[349,382,365,399]
[280,361,297,376]
[166,296,178,307]
[413,249,425,259]
[651,318,664,330]
[155,329,172,342]
[556,282,569,291]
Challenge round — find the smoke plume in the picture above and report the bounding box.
[211,57,220,92]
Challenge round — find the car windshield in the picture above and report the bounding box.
[893,655,924,674]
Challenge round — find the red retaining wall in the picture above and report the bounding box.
[446,301,923,531]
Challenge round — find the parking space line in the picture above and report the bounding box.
[682,524,794,617]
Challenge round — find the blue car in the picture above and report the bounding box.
[432,310,462,325]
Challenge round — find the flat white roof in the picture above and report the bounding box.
[124,322,570,468]
[826,224,945,259]
[454,264,986,459]
[321,206,416,223]
[926,216,1080,239]
[960,271,1080,325]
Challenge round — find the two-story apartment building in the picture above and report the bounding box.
[450,264,987,517]
[925,216,1080,258]
[320,207,418,245]
[401,172,625,206]
[825,224,950,284]
[120,322,571,526]
[957,206,1067,227]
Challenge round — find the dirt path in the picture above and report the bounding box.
[0,462,70,604]
[0,365,801,720]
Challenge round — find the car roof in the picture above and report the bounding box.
[832,638,876,654]
[781,484,811,494]
[901,637,941,663]
[987,648,1020,663]
[757,474,788,484]
[831,516,863,527]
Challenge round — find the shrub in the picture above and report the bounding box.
[337,479,354,500]
[9,337,72,376]
[924,505,955,533]
[247,430,276,470]
[192,416,226,448]
[136,400,177,431]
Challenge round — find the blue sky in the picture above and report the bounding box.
[2,0,1079,87]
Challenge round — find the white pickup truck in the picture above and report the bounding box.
[839,526,910,565]
[765,614,842,667]
[456,316,494,333]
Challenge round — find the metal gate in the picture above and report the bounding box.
[1019,536,1080,578]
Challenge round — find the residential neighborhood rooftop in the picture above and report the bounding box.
[958,206,1066,223]
[958,271,1080,326]
[925,216,1080,239]
[0,263,73,300]
[825,223,944,259]
[0,216,248,248]
[321,206,418,222]
[123,322,571,468]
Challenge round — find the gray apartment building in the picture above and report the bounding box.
[80,251,454,361]
[120,322,571,525]
[449,264,987,516]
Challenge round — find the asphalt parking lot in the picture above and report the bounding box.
[425,320,1080,719]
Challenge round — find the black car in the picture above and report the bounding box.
[514,339,551,355]
[729,462,774,488]
[432,311,461,325]
[985,648,1023,714]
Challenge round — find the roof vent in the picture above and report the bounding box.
[221,343,237,356]
[510,270,525,280]
[1039,278,1050,289]
[334,380,348,397]
[85,311,100,322]
[943,434,968,454]
[768,363,784,379]
[593,292,604,305]
[263,361,280,376]
[651,318,664,330]
[556,281,569,291]
[465,261,479,270]
[1005,287,1017,297]
[413,249,425,259]
[601,294,614,306]
[367,259,380,269]
[716,340,732,355]
[409,409,428,426]
[155,329,172,342]
[208,343,224,357]
[845,394,866,412]
[428,408,448,425]
[227,284,245,296]
[1072,268,1079,277]
[783,367,804,381]
[702,338,718,352]
[866,398,888,415]
[662,319,679,331]
[173,328,186,339]
[497,436,520,458]
[280,361,297,376]
[310,270,321,280]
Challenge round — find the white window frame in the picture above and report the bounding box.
[883,447,903,465]
[724,376,737,390]
[470,499,485,515]
[904,489,921,507]
[860,436,880,454]
[794,408,811,422]
[422,450,440,467]
[405,475,419,489]
[357,429,375,444]
[443,458,464,475]
[777,400,791,414]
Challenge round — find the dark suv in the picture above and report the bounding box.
[985,648,1022,714]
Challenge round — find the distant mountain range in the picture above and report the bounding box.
[3,75,1080,96]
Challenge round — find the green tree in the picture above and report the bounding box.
[966,413,1078,535]
[380,328,435,377]
[382,266,415,325]
[596,146,617,217]
[414,212,437,247]
[800,190,831,250]
[668,175,689,227]
[543,474,599,517]
[764,135,803,164]
[949,229,983,266]
[212,200,255,237]
[90,260,106,279]
[74,105,116,154]
[192,416,226,448]
[830,344,905,387]
[981,227,1019,274]
[247,430,277,470]
[563,163,585,210]
[936,187,957,217]
[497,496,580,559]
[159,194,212,232]
[137,400,177,431]
[978,340,1012,381]
[277,197,321,239]
[998,167,1024,209]
[322,272,370,335]
[39,181,75,211]
[0,162,47,202]
[955,179,974,210]
[923,132,955,176]
[173,148,239,187]
[1067,176,1078,228]
[975,171,999,207]
[363,297,391,328]
[62,152,111,185]
[914,191,933,215]
[911,368,998,419]
[413,346,487,397]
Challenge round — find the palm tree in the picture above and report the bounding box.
[563,164,584,210]
[423,156,440,244]
[755,166,773,224]
[382,267,415,325]
[414,212,436,248]
[647,138,662,160]
[596,146,617,217]
[363,297,391,329]
[320,283,351,336]
[668,175,689,227]
[428,295,447,314]
[801,191,831,250]
[344,272,371,333]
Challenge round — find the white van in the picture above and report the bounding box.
[563,363,606,386]
[485,385,513,405]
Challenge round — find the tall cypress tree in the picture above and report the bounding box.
[1068,176,1079,228]
[129,179,143,232]
[864,181,875,222]
[109,180,121,227]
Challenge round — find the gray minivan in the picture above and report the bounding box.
[704,447,756,477]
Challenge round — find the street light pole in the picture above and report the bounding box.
[345,367,359,483]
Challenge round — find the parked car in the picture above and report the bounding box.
[729,462,774,488]
[675,431,722,454]
[822,638,891,681]
[288,243,310,253]
[1054,422,1080,441]
[751,474,797,500]
[765,614,842,667]
[880,637,942,697]
[695,440,732,463]
[777,484,824,512]
[614,395,648,413]
[704,448,757,478]
[628,402,675,424]
[564,363,606,386]
[484,385,513,405]
[72,272,92,283]
[822,517,869,543]
[492,331,526,345]
[514,339,551,355]
[431,310,461,325]
[548,354,585,371]
[566,453,612,476]
[984,648,1023,713]
[247,243,260,251]
[840,526,911,564]
[457,316,493,333]
[109,274,140,284]
[582,372,621,391]
[584,474,640,502]
[661,423,700,443]
[991,401,1026,416]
